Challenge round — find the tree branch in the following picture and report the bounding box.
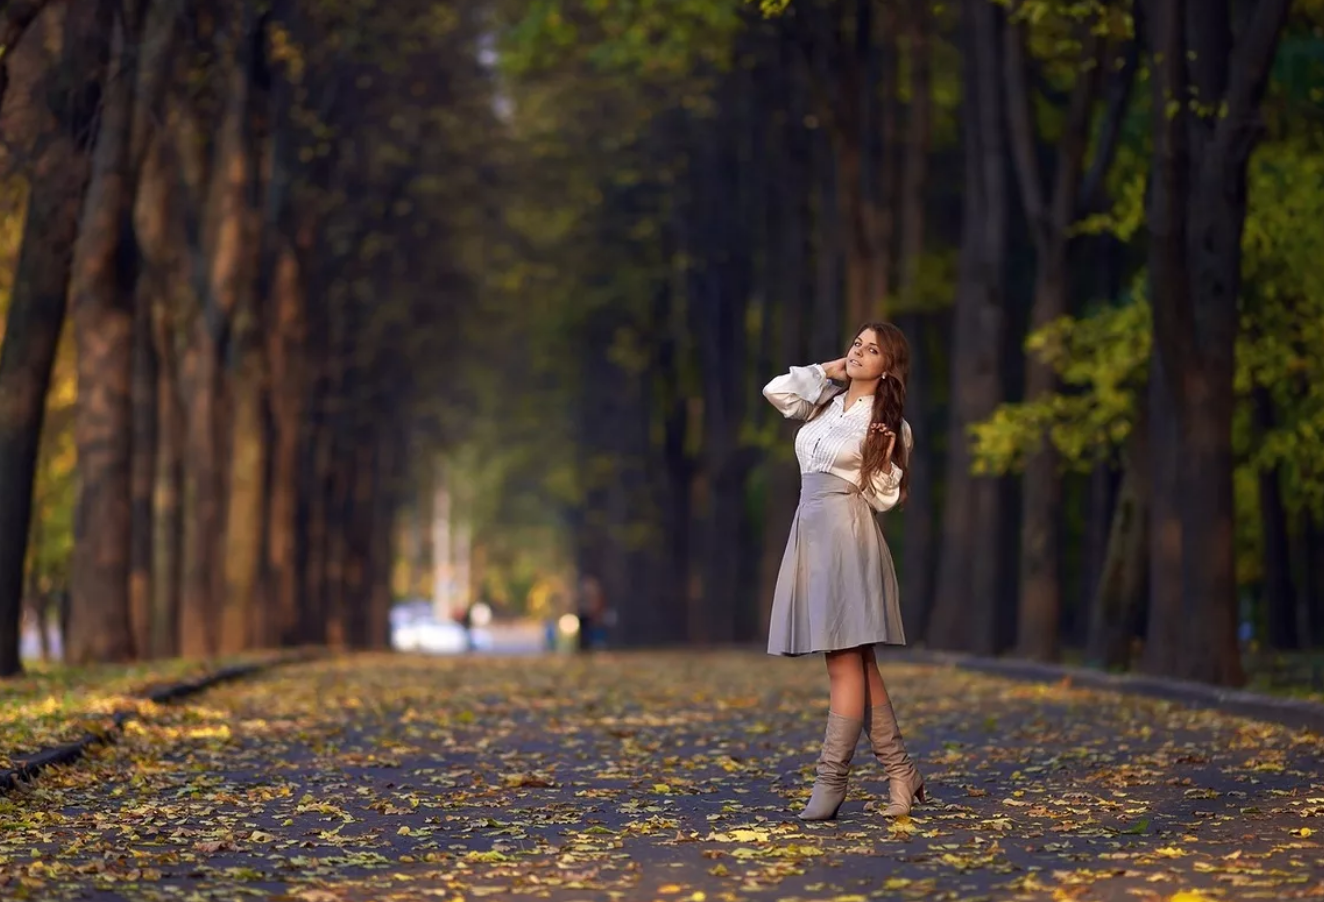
[1144,0,1199,389]
[1050,29,1105,235]
[0,0,51,109]
[1217,0,1292,158]
[1079,36,1139,216]
[1003,10,1047,248]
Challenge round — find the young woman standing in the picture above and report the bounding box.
[762,322,925,821]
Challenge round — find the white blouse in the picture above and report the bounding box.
[762,364,910,513]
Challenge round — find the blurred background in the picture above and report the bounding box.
[0,0,1321,688]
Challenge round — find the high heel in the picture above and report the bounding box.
[863,701,926,818]
[798,711,863,821]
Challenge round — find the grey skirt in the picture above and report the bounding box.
[766,472,906,656]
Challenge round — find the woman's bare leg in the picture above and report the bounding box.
[862,645,891,708]
[860,644,925,815]
[800,649,867,820]
[825,648,868,718]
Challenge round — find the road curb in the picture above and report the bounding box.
[0,652,317,794]
[897,649,1324,734]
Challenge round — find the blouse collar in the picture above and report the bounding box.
[836,393,874,410]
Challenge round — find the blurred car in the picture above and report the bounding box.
[390,599,492,654]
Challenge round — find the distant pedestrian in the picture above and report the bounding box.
[763,322,925,821]
[576,575,606,652]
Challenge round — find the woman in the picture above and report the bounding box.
[763,321,925,821]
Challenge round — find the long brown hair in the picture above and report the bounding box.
[857,322,911,505]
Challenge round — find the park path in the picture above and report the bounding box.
[1,651,1321,902]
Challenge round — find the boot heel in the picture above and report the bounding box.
[914,784,927,804]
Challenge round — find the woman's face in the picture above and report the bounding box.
[847,329,888,381]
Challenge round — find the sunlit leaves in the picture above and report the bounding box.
[971,289,1149,475]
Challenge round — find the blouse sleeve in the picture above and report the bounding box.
[863,464,903,513]
[762,364,831,421]
[863,420,912,513]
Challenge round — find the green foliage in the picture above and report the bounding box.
[971,288,1150,476]
[1239,138,1324,515]
[972,136,1324,523]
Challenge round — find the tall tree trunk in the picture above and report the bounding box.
[685,92,752,644]
[178,16,256,657]
[810,125,843,361]
[67,0,142,665]
[1144,0,1290,684]
[0,0,105,676]
[1003,19,1106,661]
[129,232,158,659]
[220,345,265,652]
[364,434,397,651]
[262,238,305,645]
[927,0,1008,652]
[1086,398,1150,669]
[151,285,182,659]
[1141,348,1184,673]
[896,0,934,642]
[1255,389,1295,649]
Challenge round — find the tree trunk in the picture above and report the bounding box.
[684,91,752,644]
[895,0,934,642]
[178,17,257,657]
[151,286,182,659]
[261,238,305,645]
[1254,388,1294,649]
[1086,401,1150,669]
[927,0,1008,653]
[220,345,265,652]
[0,0,105,677]
[67,1,140,665]
[129,234,158,659]
[1003,18,1105,661]
[1143,0,1289,685]
[1141,348,1184,674]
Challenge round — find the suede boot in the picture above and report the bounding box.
[798,711,863,821]
[863,701,926,817]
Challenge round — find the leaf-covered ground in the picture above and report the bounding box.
[0,654,279,770]
[1,651,1322,901]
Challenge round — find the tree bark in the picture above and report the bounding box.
[1254,388,1295,649]
[927,0,1008,653]
[261,237,306,645]
[0,0,52,109]
[1141,347,1184,674]
[150,281,182,659]
[1143,0,1290,684]
[220,343,265,652]
[1004,18,1108,661]
[896,0,934,642]
[129,226,158,659]
[178,14,257,657]
[67,0,142,665]
[684,88,753,644]
[0,5,104,675]
[1086,400,1150,669]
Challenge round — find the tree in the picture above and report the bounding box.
[0,1,110,674]
[926,0,1010,654]
[1142,0,1292,685]
[1001,0,1137,661]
